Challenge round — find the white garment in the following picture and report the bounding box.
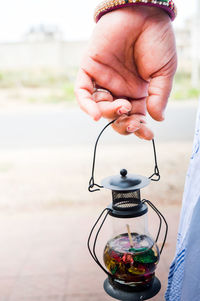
[165,100,200,301]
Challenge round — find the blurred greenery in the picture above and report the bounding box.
[171,72,200,100]
[0,70,198,104]
[0,69,77,103]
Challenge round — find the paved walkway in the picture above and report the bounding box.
[0,142,191,210]
[0,204,180,301]
[0,111,191,300]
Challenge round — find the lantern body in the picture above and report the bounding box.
[88,168,166,299]
[111,215,148,237]
[103,213,160,288]
[87,124,166,299]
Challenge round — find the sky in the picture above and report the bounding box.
[0,0,196,42]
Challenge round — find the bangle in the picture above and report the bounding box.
[94,0,177,23]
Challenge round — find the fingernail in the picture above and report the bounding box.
[117,107,130,115]
[127,125,140,133]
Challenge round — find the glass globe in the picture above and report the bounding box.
[103,216,160,288]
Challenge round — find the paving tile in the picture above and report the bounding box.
[9,275,67,299]
[0,276,17,301]
[20,247,68,276]
[9,297,64,301]
[0,205,180,301]
[64,293,111,301]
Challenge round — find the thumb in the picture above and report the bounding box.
[147,75,173,121]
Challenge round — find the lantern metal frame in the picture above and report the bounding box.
[87,120,168,300]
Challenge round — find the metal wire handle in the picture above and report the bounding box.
[88,120,160,192]
[142,199,168,255]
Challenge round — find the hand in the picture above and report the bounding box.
[75,6,177,140]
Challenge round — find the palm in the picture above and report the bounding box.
[76,6,177,138]
[82,8,149,99]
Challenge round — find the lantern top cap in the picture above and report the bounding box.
[120,169,127,177]
[101,169,151,191]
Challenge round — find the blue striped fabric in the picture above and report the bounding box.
[165,100,200,300]
[165,249,186,301]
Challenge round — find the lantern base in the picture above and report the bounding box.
[103,277,161,301]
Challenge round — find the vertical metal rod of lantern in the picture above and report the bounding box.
[142,199,168,255]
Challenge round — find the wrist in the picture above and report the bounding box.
[107,6,171,21]
[94,0,177,23]
[97,6,171,32]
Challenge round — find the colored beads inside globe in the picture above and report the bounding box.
[103,233,159,286]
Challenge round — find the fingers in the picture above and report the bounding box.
[111,98,154,140]
[147,75,173,121]
[129,98,147,116]
[93,90,114,102]
[75,64,155,139]
[94,95,153,139]
[97,98,132,119]
[83,54,149,100]
[134,124,154,140]
[75,68,101,121]
[94,93,147,120]
[112,115,154,140]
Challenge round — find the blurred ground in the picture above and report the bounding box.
[0,205,180,301]
[0,100,197,301]
[0,142,192,210]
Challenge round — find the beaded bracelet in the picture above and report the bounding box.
[94,0,177,23]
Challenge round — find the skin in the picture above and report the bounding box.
[75,6,177,140]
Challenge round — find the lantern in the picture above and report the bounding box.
[87,121,168,301]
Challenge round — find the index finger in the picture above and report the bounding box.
[75,68,101,121]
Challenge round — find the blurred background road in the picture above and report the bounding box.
[0,101,197,149]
